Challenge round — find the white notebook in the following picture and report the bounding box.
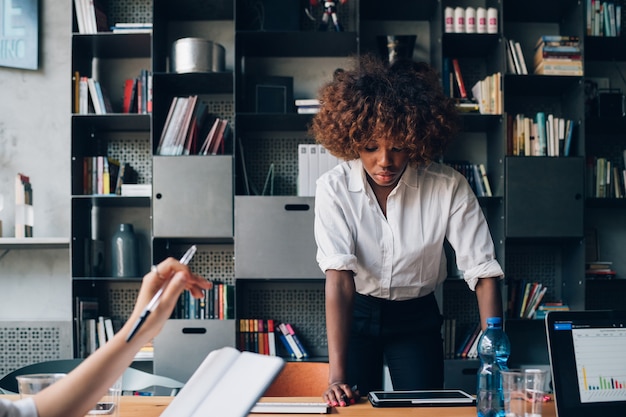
[160,346,284,417]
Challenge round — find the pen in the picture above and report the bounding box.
[126,245,197,342]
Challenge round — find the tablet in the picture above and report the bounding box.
[368,389,476,407]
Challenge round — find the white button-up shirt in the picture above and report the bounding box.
[314,159,503,301]
[0,398,37,417]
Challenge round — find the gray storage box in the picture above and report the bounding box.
[235,196,322,279]
[153,319,236,383]
[153,156,233,239]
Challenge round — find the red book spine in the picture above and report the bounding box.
[452,58,467,98]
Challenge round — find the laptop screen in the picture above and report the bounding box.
[546,310,626,417]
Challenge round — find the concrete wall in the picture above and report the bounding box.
[0,1,71,321]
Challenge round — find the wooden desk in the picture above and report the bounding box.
[117,396,557,417]
[1,395,557,417]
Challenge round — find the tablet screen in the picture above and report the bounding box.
[375,391,473,400]
[368,389,476,407]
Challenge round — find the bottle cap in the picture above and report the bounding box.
[486,317,502,325]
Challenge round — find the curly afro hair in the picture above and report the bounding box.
[309,54,460,164]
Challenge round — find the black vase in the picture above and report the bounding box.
[111,223,138,277]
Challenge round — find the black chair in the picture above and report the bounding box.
[0,359,83,394]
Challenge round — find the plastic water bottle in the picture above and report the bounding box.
[476,317,510,417]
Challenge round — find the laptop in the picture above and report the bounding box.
[160,346,284,417]
[545,310,626,417]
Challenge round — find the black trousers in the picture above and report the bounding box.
[346,292,444,394]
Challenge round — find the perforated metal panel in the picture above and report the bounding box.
[107,0,153,25]
[241,133,314,196]
[505,244,560,305]
[107,245,235,325]
[0,322,73,377]
[237,280,327,356]
[107,137,152,184]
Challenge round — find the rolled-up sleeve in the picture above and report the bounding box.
[446,180,504,291]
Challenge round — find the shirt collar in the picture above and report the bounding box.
[348,159,419,192]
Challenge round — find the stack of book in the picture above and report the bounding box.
[534,302,569,320]
[586,261,617,279]
[110,22,152,33]
[533,35,582,76]
[295,99,320,114]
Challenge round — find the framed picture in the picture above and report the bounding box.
[0,0,39,70]
[246,75,294,113]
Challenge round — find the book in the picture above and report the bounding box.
[267,319,277,356]
[250,402,329,414]
[87,78,104,114]
[158,346,284,417]
[478,164,493,196]
[276,331,296,358]
[467,330,483,358]
[97,316,107,348]
[508,39,523,74]
[75,297,99,358]
[285,323,309,358]
[297,144,310,196]
[15,173,33,238]
[451,58,467,98]
[277,323,304,359]
[294,98,320,107]
[535,35,579,45]
[514,42,528,75]
[535,112,547,156]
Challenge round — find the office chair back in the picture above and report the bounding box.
[263,361,329,397]
[0,359,83,394]
[121,366,184,396]
[0,359,184,396]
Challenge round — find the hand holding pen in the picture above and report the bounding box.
[126,245,202,342]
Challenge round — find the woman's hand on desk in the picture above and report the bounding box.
[324,382,359,407]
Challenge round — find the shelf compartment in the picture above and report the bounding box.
[152,72,234,95]
[72,114,151,132]
[72,33,151,59]
[442,34,500,58]
[503,0,580,23]
[154,0,234,22]
[504,74,582,96]
[235,113,312,132]
[236,31,357,57]
[360,0,436,20]
[459,114,503,132]
[71,195,151,207]
[585,116,626,135]
[584,36,626,61]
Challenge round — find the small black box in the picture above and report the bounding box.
[598,89,624,118]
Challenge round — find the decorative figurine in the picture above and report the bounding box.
[306,0,347,32]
